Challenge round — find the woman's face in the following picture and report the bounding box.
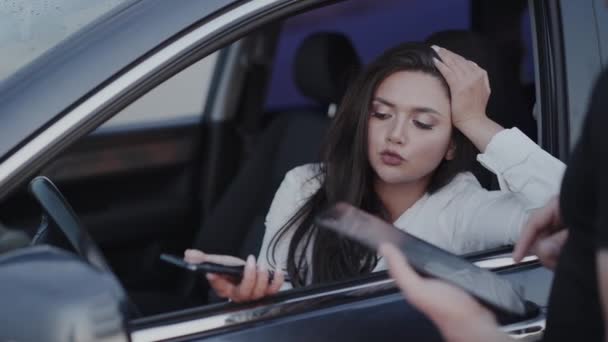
[367,70,454,186]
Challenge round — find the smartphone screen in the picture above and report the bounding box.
[315,202,529,317]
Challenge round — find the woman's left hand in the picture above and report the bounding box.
[431,45,490,129]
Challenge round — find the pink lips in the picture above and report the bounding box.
[380,150,404,166]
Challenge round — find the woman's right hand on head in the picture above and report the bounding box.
[431,45,491,128]
[183,249,285,303]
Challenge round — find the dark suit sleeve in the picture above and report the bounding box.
[590,71,608,249]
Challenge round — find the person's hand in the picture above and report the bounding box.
[380,244,512,342]
[431,45,491,129]
[184,249,284,303]
[513,196,568,270]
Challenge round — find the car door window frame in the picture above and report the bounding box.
[0,0,330,199]
[557,0,605,149]
[529,0,570,160]
[129,256,545,341]
[99,51,220,129]
[0,0,568,335]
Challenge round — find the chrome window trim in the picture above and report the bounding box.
[502,314,546,340]
[474,255,538,269]
[0,0,281,188]
[130,278,396,342]
[131,252,542,342]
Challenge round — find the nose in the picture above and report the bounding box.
[386,120,407,145]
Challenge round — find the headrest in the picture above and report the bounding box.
[425,30,499,81]
[293,32,361,106]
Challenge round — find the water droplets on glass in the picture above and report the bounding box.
[0,0,127,81]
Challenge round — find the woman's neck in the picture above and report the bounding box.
[374,177,430,222]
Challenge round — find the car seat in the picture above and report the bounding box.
[180,32,362,299]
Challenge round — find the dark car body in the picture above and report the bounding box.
[0,0,606,341]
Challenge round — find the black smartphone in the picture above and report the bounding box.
[160,253,244,278]
[160,253,289,283]
[315,203,535,319]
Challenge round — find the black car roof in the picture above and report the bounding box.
[0,0,239,161]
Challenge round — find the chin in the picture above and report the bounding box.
[374,167,414,185]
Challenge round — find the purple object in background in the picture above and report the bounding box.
[521,7,535,84]
[264,0,470,111]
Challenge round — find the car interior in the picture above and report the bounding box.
[0,0,542,317]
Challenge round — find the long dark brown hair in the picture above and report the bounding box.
[269,42,477,287]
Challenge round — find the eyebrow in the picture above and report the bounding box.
[373,97,443,116]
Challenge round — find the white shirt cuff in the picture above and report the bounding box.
[476,127,536,174]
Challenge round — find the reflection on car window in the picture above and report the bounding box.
[0,0,128,82]
[101,51,219,128]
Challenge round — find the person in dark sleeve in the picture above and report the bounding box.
[538,68,608,342]
[380,68,608,342]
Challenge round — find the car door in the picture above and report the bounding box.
[131,0,602,340]
[0,0,599,340]
[37,53,220,291]
[0,0,333,311]
[0,0,252,295]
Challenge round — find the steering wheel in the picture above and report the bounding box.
[29,176,140,317]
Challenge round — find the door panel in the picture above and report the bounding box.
[130,263,551,341]
[0,121,204,291]
[192,295,442,342]
[0,44,222,289]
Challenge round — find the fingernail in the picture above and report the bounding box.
[431,45,440,52]
[247,255,255,266]
[206,273,216,281]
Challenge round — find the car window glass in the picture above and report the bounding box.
[0,0,129,82]
[100,51,219,128]
[594,0,608,66]
[521,7,535,85]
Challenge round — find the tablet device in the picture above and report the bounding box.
[315,203,529,317]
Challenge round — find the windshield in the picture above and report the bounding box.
[0,0,129,82]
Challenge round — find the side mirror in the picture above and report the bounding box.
[0,245,129,342]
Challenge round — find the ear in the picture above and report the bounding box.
[445,139,456,161]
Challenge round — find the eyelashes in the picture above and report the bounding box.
[371,112,434,130]
[413,120,433,130]
[371,112,391,119]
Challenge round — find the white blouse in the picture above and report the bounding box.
[257,128,566,288]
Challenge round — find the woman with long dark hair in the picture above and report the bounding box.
[185,43,564,302]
